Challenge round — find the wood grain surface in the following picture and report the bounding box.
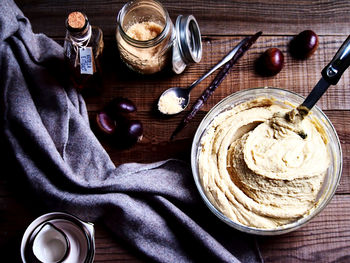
[1,0,350,262]
[259,195,350,263]
[17,0,350,36]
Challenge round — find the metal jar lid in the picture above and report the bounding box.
[21,212,95,263]
[172,15,202,74]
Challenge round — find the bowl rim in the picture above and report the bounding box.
[191,87,343,235]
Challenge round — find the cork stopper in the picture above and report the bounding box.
[66,11,88,32]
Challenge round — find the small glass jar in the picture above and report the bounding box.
[116,0,202,75]
[116,0,175,74]
[63,11,104,94]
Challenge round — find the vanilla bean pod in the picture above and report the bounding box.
[170,31,262,140]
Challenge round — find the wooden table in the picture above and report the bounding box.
[2,0,350,262]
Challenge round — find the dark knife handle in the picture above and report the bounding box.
[322,35,350,85]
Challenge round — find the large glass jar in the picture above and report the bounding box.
[116,0,175,74]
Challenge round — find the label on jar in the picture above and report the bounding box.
[79,47,93,75]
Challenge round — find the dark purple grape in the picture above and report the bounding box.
[256,48,284,76]
[115,119,143,148]
[105,97,137,119]
[96,111,116,135]
[290,30,318,59]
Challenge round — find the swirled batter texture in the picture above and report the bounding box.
[198,98,330,229]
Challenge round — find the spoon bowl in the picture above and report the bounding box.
[158,87,190,115]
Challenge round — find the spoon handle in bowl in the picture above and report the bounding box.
[322,35,350,85]
[302,35,350,110]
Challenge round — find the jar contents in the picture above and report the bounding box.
[158,92,185,114]
[64,11,104,95]
[122,21,166,73]
[126,21,163,41]
[117,20,171,74]
[116,0,175,74]
[198,97,330,229]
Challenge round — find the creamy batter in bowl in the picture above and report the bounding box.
[191,87,342,235]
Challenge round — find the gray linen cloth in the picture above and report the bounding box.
[0,0,262,262]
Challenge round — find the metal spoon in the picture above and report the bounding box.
[284,34,350,139]
[288,34,350,123]
[158,38,248,115]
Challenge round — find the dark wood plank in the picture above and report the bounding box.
[80,36,350,113]
[326,111,350,194]
[0,176,40,262]
[17,0,350,37]
[259,195,350,263]
[94,224,144,262]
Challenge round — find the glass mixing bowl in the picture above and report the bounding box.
[191,87,342,235]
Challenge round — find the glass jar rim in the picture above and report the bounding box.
[116,0,172,48]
